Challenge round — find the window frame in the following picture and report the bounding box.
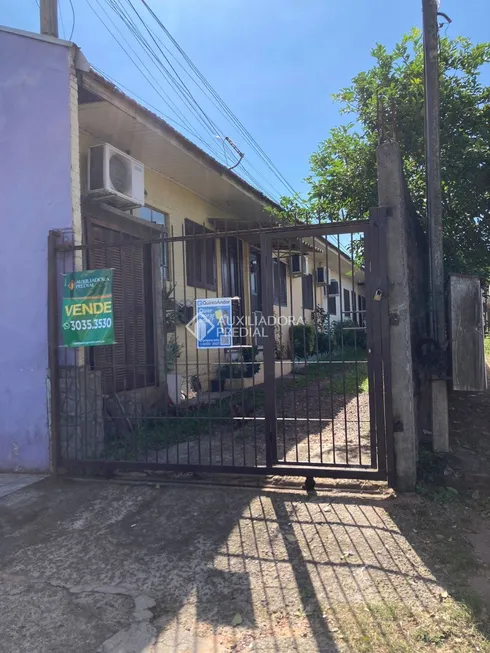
[273,258,288,307]
[343,288,351,319]
[302,273,314,311]
[134,206,170,282]
[185,219,217,291]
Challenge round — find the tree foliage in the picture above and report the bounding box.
[281,28,490,281]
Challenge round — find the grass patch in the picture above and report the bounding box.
[325,598,489,653]
[292,360,369,394]
[485,336,490,359]
[340,496,490,653]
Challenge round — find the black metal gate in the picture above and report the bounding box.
[48,208,394,484]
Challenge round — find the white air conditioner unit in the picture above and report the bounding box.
[290,254,309,276]
[316,267,327,285]
[88,143,145,208]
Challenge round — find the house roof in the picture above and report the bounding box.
[78,67,283,223]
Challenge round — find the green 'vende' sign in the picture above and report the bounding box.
[62,269,115,347]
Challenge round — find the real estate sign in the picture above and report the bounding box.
[194,297,233,349]
[61,269,115,347]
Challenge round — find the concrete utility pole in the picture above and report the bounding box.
[40,0,59,38]
[422,0,449,452]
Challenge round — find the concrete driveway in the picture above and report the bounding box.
[0,476,483,652]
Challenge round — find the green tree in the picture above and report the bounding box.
[281,28,490,281]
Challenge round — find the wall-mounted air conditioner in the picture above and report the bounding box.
[290,254,309,276]
[88,143,145,208]
[316,267,327,285]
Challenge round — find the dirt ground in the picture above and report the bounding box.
[1,475,490,653]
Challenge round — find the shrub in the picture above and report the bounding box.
[290,323,316,358]
[317,331,333,354]
[333,319,367,350]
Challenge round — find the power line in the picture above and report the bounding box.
[101,0,290,200]
[67,0,76,40]
[111,0,287,201]
[91,66,203,135]
[138,0,298,199]
[104,0,227,146]
[83,0,286,202]
[90,65,281,199]
[85,0,226,162]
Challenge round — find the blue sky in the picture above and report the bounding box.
[2,0,489,201]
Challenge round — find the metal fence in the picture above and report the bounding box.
[48,208,394,484]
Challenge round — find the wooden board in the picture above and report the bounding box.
[450,274,487,391]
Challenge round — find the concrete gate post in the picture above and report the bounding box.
[376,142,417,491]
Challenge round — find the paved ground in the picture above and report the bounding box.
[0,473,45,498]
[2,476,487,653]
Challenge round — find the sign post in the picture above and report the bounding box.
[61,269,115,347]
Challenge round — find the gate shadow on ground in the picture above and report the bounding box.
[2,477,488,652]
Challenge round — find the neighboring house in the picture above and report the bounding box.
[0,25,365,471]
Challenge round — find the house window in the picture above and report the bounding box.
[343,288,351,319]
[135,206,169,281]
[351,290,357,323]
[359,295,366,327]
[185,219,216,290]
[324,277,337,316]
[273,259,287,307]
[302,274,314,310]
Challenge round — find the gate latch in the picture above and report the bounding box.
[374,288,383,302]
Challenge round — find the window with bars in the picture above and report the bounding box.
[327,296,337,315]
[185,219,217,290]
[302,274,314,310]
[273,258,287,307]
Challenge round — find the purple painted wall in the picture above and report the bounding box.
[0,30,72,471]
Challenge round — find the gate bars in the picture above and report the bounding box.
[48,210,394,484]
